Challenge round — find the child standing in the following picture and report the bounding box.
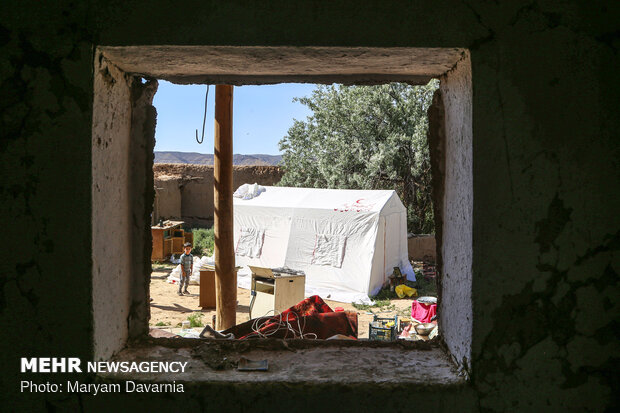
[178,242,193,295]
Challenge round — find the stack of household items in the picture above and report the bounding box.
[201,295,358,340]
[398,296,438,341]
[367,296,439,342]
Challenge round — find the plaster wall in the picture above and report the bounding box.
[101,46,463,85]
[427,89,446,293]
[439,54,473,370]
[127,77,157,340]
[2,1,618,412]
[92,55,155,359]
[95,46,473,386]
[91,56,133,360]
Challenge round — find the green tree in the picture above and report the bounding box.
[278,80,438,233]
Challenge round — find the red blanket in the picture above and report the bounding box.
[224,295,358,339]
[411,300,437,323]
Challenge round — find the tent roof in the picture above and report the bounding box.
[234,186,401,213]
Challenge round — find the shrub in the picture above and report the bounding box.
[191,227,215,256]
[187,312,204,327]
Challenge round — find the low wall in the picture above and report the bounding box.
[408,235,436,261]
[153,164,283,227]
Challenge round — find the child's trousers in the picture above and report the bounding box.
[179,274,190,292]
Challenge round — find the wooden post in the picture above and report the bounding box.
[214,85,236,330]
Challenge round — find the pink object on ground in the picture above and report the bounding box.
[334,307,344,312]
[411,300,437,323]
[399,323,413,339]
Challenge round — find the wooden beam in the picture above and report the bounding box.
[213,85,236,330]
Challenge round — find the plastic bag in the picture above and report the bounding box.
[166,255,214,285]
[395,284,417,298]
[233,183,266,200]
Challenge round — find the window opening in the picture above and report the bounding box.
[91,46,471,376]
[148,81,439,342]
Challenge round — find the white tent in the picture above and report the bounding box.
[233,186,415,304]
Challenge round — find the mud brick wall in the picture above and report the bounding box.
[153,164,283,227]
[408,235,436,261]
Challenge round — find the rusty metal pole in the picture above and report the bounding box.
[214,85,236,330]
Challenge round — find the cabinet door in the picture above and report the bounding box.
[199,270,216,308]
[251,291,275,319]
[274,277,305,313]
[172,237,185,254]
[151,230,164,261]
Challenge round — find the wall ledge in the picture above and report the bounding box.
[102,339,465,386]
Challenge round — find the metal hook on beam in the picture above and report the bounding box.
[196,85,210,144]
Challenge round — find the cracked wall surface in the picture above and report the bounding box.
[439,53,473,371]
[1,1,618,412]
[92,52,157,360]
[127,75,158,343]
[91,54,134,360]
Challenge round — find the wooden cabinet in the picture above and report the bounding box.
[249,266,305,319]
[199,268,216,308]
[151,220,193,261]
[172,236,185,254]
[199,266,238,309]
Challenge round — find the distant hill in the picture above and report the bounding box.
[154,151,282,166]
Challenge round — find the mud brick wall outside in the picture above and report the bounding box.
[153,164,283,227]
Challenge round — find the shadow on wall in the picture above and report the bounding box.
[153,164,283,226]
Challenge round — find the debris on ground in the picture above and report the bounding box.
[150,257,439,340]
[192,342,241,370]
[237,357,268,371]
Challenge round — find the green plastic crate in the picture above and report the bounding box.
[369,315,398,341]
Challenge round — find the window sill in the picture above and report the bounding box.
[102,338,465,386]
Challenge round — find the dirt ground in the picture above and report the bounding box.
[149,264,424,339]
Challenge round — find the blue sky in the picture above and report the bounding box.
[153,81,316,155]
